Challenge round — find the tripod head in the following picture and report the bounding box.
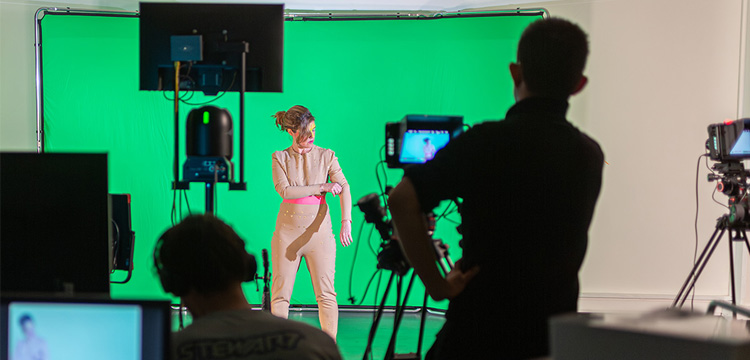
[708,161,750,228]
[356,193,457,276]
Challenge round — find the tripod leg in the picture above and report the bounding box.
[730,229,737,310]
[363,272,395,360]
[386,271,417,360]
[673,223,727,308]
[741,230,750,255]
[740,231,750,312]
[384,274,404,360]
[729,230,740,319]
[728,229,750,315]
[677,228,727,308]
[417,290,429,358]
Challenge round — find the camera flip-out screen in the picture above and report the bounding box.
[707,118,750,161]
[399,129,450,164]
[385,115,463,169]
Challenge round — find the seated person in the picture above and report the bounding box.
[153,214,342,360]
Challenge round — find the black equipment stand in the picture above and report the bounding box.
[205,181,216,214]
[261,249,272,312]
[171,42,248,215]
[672,214,750,309]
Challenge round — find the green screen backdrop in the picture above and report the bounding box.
[40,12,541,309]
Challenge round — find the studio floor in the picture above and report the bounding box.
[173,307,446,360]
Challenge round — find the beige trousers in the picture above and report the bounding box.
[270,201,338,339]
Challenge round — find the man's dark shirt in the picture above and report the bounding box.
[405,97,604,359]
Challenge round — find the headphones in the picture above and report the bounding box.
[154,216,257,297]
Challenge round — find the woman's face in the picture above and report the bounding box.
[289,121,316,149]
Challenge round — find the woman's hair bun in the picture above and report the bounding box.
[273,111,286,131]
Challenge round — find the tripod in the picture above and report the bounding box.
[362,269,423,360]
[362,239,453,360]
[672,214,750,309]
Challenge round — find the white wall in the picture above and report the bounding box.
[488,0,750,313]
[1,2,40,151]
[3,0,750,314]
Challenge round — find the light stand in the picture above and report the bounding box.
[172,41,249,214]
[139,3,283,214]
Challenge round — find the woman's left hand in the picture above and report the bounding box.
[340,220,353,247]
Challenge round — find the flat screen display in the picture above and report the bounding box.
[139,3,284,94]
[1,298,169,360]
[730,128,750,156]
[399,129,451,164]
[0,153,110,295]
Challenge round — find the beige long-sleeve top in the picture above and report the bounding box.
[272,145,352,221]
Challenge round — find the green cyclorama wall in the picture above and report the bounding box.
[41,13,541,308]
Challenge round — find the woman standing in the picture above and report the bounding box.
[270,105,352,340]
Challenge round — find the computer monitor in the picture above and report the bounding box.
[139,2,284,94]
[0,296,170,360]
[0,152,110,296]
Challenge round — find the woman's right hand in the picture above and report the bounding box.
[320,182,342,196]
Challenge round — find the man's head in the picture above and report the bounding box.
[511,17,589,100]
[153,214,256,297]
[19,314,35,337]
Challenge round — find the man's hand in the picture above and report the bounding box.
[438,259,480,301]
[389,177,479,301]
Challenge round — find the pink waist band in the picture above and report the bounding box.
[283,195,325,205]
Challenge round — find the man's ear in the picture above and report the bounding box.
[509,62,523,87]
[571,75,588,96]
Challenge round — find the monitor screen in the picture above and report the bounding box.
[399,129,451,164]
[0,297,170,360]
[385,115,463,168]
[730,128,750,157]
[0,153,110,296]
[139,3,284,94]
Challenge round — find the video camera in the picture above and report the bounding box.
[356,193,455,276]
[385,115,464,168]
[706,119,750,227]
[356,193,409,275]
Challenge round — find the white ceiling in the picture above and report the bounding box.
[38,0,553,12]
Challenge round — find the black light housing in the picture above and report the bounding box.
[186,106,233,159]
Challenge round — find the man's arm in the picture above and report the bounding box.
[388,177,478,301]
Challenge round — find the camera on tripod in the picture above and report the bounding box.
[357,192,456,360]
[706,119,750,227]
[673,119,750,308]
[356,193,455,275]
[356,193,410,275]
